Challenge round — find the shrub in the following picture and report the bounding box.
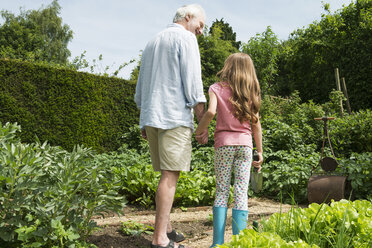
[261,92,324,150]
[261,148,319,203]
[339,152,372,200]
[262,119,303,152]
[0,122,126,247]
[328,110,372,157]
[0,59,138,152]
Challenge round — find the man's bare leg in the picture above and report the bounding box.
[166,221,173,233]
[152,170,180,247]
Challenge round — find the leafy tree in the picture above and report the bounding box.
[0,0,73,64]
[241,26,280,95]
[275,0,372,110]
[198,25,239,90]
[209,18,241,49]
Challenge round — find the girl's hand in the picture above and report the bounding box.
[252,152,263,172]
[195,129,208,144]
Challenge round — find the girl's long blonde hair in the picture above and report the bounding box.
[217,53,261,123]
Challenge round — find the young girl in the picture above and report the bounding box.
[195,53,263,248]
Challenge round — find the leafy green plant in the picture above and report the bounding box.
[261,91,324,148]
[259,200,372,248]
[339,152,372,200]
[190,146,215,175]
[92,141,218,208]
[120,221,154,236]
[328,109,372,157]
[219,229,318,248]
[262,119,303,151]
[260,148,318,203]
[175,170,215,206]
[221,200,372,247]
[117,162,159,208]
[0,122,126,247]
[92,144,157,208]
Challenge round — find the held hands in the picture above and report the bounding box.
[195,129,208,144]
[252,152,263,172]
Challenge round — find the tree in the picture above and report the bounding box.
[0,0,73,65]
[209,18,241,49]
[198,24,239,90]
[275,0,372,110]
[241,26,280,95]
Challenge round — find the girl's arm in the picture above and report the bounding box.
[195,91,217,144]
[252,118,263,172]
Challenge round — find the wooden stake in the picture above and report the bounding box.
[341,77,352,114]
[334,68,344,117]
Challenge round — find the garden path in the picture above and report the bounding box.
[89,198,294,248]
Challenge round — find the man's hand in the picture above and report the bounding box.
[141,129,147,140]
[194,103,206,123]
[195,129,208,144]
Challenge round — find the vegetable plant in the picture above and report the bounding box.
[0,122,126,247]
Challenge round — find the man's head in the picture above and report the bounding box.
[173,4,205,35]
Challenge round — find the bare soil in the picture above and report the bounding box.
[88,198,294,248]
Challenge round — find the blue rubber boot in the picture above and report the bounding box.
[210,206,227,248]
[232,208,248,235]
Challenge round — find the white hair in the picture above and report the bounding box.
[173,4,205,23]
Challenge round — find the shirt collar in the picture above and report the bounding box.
[167,23,186,30]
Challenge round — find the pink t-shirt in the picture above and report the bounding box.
[209,82,253,149]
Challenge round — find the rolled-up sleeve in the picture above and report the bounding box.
[179,35,206,108]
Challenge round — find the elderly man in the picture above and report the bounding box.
[134,4,207,248]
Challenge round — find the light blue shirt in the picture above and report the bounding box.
[134,23,206,131]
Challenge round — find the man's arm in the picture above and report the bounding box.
[179,34,206,111]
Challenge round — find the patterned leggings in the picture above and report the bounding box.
[214,146,252,210]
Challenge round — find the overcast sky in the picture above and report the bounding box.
[1,0,353,79]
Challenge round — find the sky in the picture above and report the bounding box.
[0,0,353,79]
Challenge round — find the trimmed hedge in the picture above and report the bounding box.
[0,59,138,152]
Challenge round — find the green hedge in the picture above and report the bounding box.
[0,59,138,152]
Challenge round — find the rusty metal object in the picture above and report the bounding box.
[307,175,348,204]
[312,116,338,174]
[320,156,338,172]
[308,116,351,204]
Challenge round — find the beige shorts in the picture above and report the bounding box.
[145,126,192,172]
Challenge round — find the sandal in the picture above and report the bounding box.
[167,229,185,242]
[150,240,185,248]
